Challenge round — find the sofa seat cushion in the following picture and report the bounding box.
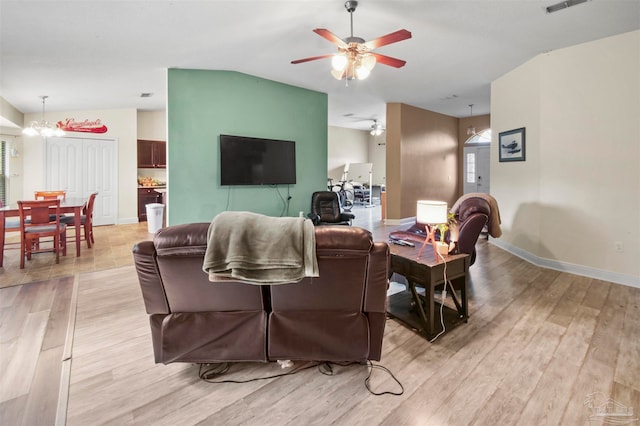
[152,311,267,364]
[268,311,369,362]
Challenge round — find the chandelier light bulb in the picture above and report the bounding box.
[355,65,370,80]
[22,126,39,136]
[361,54,376,71]
[22,95,65,137]
[331,54,348,71]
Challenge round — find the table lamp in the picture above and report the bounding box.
[416,200,448,259]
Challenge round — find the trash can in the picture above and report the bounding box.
[145,203,165,233]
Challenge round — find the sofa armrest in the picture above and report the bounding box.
[133,241,170,314]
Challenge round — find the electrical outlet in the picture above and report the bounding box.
[614,241,624,253]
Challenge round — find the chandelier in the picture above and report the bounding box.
[22,96,65,137]
[466,104,476,136]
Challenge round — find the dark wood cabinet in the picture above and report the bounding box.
[137,140,166,168]
[138,188,163,221]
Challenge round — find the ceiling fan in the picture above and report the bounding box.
[291,1,412,81]
[370,119,384,136]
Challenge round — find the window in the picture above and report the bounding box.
[466,152,476,183]
[464,129,492,145]
[0,140,6,205]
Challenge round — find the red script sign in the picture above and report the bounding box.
[57,118,108,133]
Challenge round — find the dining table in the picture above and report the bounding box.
[0,197,87,267]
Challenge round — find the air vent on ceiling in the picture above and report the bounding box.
[546,0,589,14]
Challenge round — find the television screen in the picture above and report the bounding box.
[220,134,296,185]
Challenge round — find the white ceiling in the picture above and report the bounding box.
[1,0,638,131]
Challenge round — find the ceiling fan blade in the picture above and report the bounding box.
[291,54,334,64]
[364,29,412,49]
[371,53,407,68]
[313,28,348,48]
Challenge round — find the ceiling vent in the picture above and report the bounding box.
[546,0,589,14]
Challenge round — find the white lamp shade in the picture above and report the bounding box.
[416,200,447,224]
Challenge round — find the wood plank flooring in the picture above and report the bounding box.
[66,242,640,425]
[0,276,74,425]
[1,206,639,425]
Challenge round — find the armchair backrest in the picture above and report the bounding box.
[454,197,490,264]
[310,191,342,223]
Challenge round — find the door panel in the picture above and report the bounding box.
[45,137,117,225]
[45,138,83,198]
[463,145,491,195]
[476,146,490,194]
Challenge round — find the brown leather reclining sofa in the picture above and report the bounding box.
[133,223,389,365]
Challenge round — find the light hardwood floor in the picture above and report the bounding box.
[0,223,153,288]
[1,207,639,425]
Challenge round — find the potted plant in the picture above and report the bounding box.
[435,212,457,255]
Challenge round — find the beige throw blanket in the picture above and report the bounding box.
[203,211,319,285]
[450,193,503,238]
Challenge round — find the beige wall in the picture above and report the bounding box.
[368,132,386,185]
[22,108,139,224]
[386,103,459,221]
[137,110,166,141]
[491,30,639,286]
[0,96,23,128]
[327,126,370,183]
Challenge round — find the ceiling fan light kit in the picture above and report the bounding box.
[292,0,411,82]
[370,119,384,136]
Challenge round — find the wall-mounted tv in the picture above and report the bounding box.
[220,134,296,186]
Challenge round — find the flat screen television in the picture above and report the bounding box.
[219,134,296,186]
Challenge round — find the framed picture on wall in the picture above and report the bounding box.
[499,127,526,162]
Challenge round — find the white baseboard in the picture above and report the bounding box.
[117,217,140,225]
[384,216,416,226]
[489,239,640,289]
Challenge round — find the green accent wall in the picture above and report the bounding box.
[167,69,328,224]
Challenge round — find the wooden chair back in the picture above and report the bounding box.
[61,192,98,248]
[83,192,98,247]
[35,190,66,200]
[17,199,67,268]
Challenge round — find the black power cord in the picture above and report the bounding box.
[197,360,404,396]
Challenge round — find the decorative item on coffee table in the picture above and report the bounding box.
[415,200,447,259]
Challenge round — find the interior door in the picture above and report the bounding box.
[45,137,118,225]
[83,139,117,225]
[45,137,83,198]
[463,145,490,194]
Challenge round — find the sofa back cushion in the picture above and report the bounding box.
[153,223,265,312]
[268,226,378,361]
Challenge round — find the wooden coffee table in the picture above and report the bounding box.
[387,239,470,340]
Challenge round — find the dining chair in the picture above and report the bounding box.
[61,192,97,248]
[1,200,25,253]
[34,190,66,200]
[18,199,67,269]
